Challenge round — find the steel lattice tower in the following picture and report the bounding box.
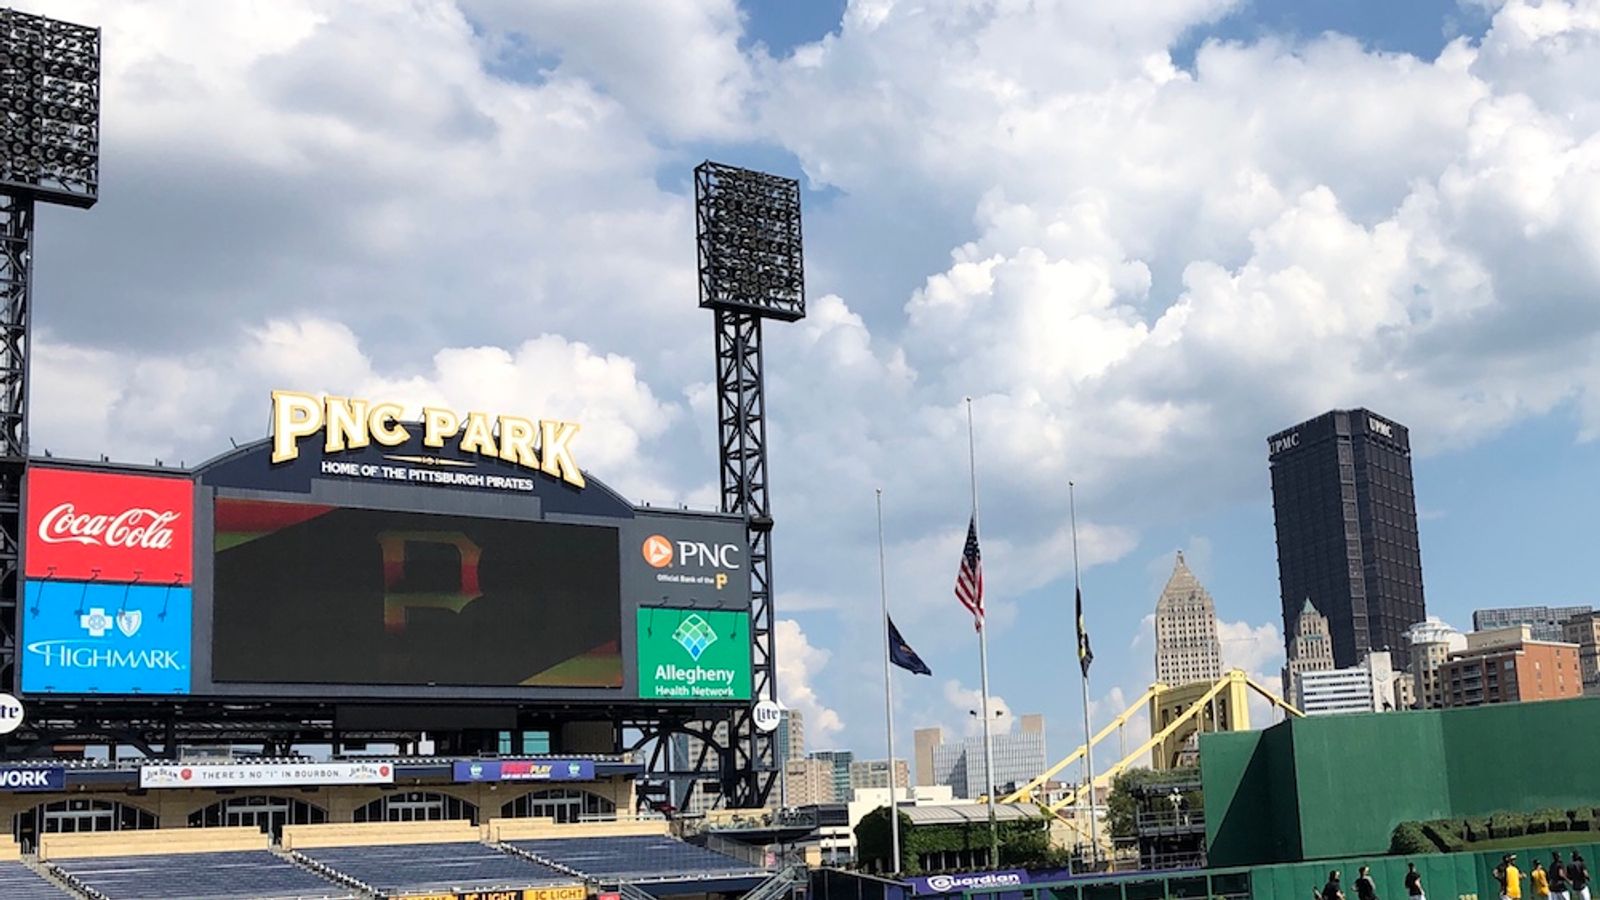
[0,8,101,689]
[695,161,804,808]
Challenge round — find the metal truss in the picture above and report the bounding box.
[0,193,30,691]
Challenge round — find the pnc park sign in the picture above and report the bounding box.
[269,391,586,488]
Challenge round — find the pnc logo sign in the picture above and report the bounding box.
[642,535,674,569]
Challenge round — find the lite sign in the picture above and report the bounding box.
[636,609,752,701]
[269,391,586,488]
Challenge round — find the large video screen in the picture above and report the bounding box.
[212,498,623,688]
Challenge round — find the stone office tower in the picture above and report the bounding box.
[1154,552,1224,687]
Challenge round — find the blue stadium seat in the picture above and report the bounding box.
[50,850,350,900]
[508,834,765,884]
[296,842,572,895]
[0,860,67,900]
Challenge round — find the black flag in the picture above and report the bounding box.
[1076,586,1094,677]
[888,616,933,676]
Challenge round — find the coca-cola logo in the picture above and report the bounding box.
[36,503,181,550]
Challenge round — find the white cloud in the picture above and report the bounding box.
[943,679,1014,737]
[775,619,844,748]
[1217,619,1285,676]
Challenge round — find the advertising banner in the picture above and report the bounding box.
[0,767,66,792]
[452,759,596,783]
[907,870,1032,895]
[140,761,394,789]
[20,581,192,695]
[24,467,194,584]
[636,609,751,701]
[395,889,585,900]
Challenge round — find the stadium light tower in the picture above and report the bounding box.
[696,161,804,808]
[0,8,101,688]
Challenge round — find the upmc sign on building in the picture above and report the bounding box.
[20,467,195,695]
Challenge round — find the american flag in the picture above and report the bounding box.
[955,515,983,629]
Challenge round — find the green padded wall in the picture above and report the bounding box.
[1202,696,1600,865]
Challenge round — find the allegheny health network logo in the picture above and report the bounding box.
[672,614,717,661]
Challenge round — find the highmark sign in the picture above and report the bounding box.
[268,390,586,488]
[636,609,751,701]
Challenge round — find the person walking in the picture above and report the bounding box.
[1324,870,1346,900]
[1553,853,1572,900]
[1533,860,1551,900]
[1498,854,1524,900]
[1405,861,1426,900]
[1570,851,1591,900]
[1356,866,1380,900]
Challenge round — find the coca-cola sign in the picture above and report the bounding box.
[25,467,193,584]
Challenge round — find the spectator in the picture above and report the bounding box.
[1553,853,1571,900]
[1356,866,1379,900]
[1534,860,1550,900]
[1323,870,1346,900]
[1405,861,1425,900]
[1571,852,1590,900]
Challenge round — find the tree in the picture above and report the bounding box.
[1104,767,1201,838]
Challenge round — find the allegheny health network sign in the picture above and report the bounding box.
[636,609,751,701]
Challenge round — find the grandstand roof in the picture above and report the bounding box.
[899,804,1045,825]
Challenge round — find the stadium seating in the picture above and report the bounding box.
[296,842,573,896]
[50,850,351,900]
[0,860,66,900]
[508,833,766,885]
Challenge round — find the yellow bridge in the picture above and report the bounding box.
[1001,669,1302,816]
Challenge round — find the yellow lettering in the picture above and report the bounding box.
[271,390,322,464]
[497,415,539,468]
[422,407,459,448]
[368,402,410,446]
[459,411,498,457]
[539,420,585,488]
[323,396,370,453]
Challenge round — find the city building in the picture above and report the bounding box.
[1282,599,1336,701]
[1268,409,1427,670]
[914,727,940,787]
[1154,551,1223,687]
[1406,616,1467,709]
[783,756,838,806]
[1294,651,1398,716]
[1440,626,1584,707]
[921,714,1047,799]
[777,708,805,766]
[1473,605,1592,643]
[848,759,910,796]
[1563,611,1600,696]
[808,750,855,802]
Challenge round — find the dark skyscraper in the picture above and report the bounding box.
[1268,409,1427,670]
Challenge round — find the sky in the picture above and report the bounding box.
[20,0,1600,773]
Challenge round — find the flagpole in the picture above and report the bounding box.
[876,488,902,875]
[1070,481,1100,869]
[967,397,1000,867]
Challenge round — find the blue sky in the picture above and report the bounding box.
[23,0,1600,774]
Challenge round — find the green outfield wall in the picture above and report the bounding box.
[1202,696,1600,866]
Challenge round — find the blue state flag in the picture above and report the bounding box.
[887,616,932,676]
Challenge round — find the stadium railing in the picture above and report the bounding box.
[487,817,671,842]
[37,825,269,860]
[280,819,481,850]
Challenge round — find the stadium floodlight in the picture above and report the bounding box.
[695,162,804,321]
[0,7,100,208]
